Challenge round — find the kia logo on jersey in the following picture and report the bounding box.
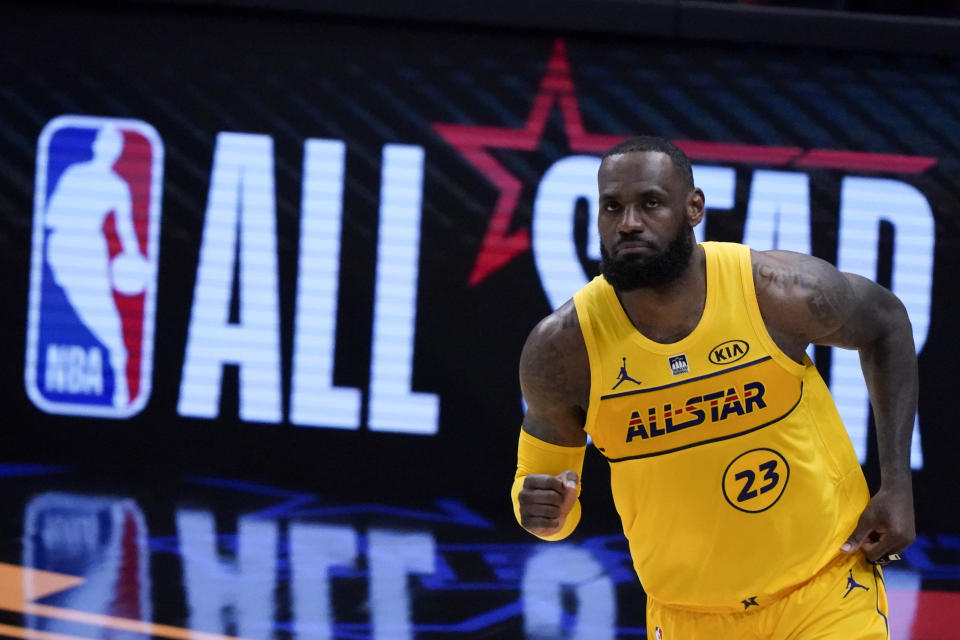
[25,115,164,418]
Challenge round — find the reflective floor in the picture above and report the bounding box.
[1,464,958,640]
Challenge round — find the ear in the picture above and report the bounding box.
[687,188,705,227]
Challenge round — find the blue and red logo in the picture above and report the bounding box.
[25,115,164,418]
[24,493,152,625]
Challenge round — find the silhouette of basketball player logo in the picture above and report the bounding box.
[843,569,869,598]
[26,115,164,418]
[612,357,641,390]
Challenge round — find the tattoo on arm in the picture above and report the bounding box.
[754,262,779,288]
[754,261,809,290]
[522,337,569,401]
[753,257,852,339]
[806,287,841,326]
[519,306,589,445]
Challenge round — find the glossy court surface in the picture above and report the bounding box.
[0,465,957,640]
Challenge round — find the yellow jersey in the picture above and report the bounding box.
[573,241,869,611]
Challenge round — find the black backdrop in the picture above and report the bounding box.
[2,3,958,538]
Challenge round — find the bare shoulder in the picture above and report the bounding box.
[751,249,912,354]
[750,249,855,353]
[519,300,589,445]
[520,300,589,407]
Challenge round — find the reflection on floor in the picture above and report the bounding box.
[1,464,958,640]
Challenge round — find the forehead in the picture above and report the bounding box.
[598,151,682,193]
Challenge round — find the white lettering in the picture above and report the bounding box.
[175,517,436,639]
[178,133,282,422]
[522,545,615,640]
[742,170,811,254]
[290,140,361,429]
[86,346,103,394]
[368,145,439,434]
[44,344,66,392]
[67,346,86,393]
[289,524,358,640]
[368,529,435,640]
[692,164,736,243]
[176,511,277,639]
[532,155,599,310]
[836,177,930,468]
[43,344,104,395]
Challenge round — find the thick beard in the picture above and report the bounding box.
[600,226,694,291]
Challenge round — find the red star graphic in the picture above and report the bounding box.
[433,39,937,286]
[433,40,622,286]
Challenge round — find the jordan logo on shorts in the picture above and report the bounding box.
[843,569,869,598]
[26,115,164,418]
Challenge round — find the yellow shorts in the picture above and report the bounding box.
[646,552,889,640]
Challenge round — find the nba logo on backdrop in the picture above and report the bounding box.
[25,115,164,418]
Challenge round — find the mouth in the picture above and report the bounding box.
[614,239,655,257]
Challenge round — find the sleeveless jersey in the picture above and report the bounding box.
[573,241,870,611]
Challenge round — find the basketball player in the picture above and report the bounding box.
[46,126,147,407]
[512,137,915,637]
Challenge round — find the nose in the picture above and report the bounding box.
[617,204,645,234]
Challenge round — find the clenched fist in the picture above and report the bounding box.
[517,470,579,537]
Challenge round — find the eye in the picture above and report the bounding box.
[602,201,621,213]
[644,198,660,208]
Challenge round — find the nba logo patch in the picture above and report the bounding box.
[25,115,164,418]
[655,626,663,640]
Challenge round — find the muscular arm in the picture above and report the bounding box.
[519,300,589,446]
[513,301,590,539]
[752,250,916,559]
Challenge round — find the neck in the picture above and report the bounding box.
[613,244,707,344]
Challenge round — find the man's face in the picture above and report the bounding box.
[597,151,698,291]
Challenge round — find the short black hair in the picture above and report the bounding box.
[601,136,694,189]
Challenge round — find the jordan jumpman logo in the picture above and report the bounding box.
[843,569,869,598]
[612,357,641,389]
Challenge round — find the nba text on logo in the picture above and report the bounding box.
[25,115,163,418]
